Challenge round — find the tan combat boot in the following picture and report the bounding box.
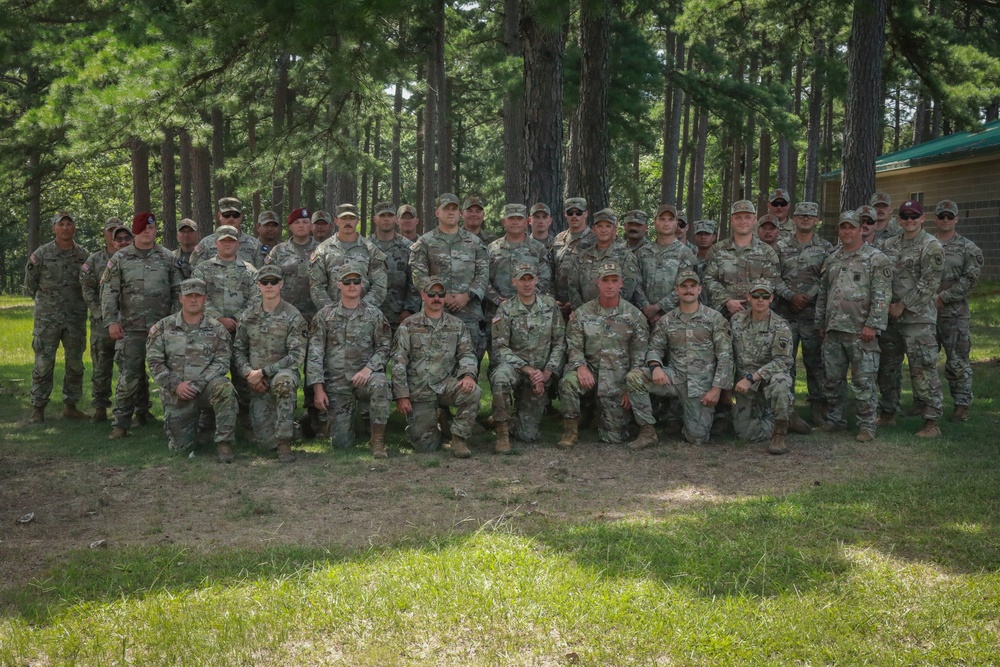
[216,442,235,463]
[768,419,788,454]
[950,406,969,422]
[876,411,896,428]
[817,422,845,433]
[557,418,579,449]
[904,401,925,418]
[276,439,296,463]
[370,423,387,459]
[108,427,127,440]
[449,435,472,458]
[915,420,941,439]
[856,429,876,442]
[494,423,511,455]
[628,424,659,450]
[437,408,453,439]
[63,403,89,420]
[810,401,828,427]
[29,406,45,423]
[788,412,813,435]
[92,407,108,423]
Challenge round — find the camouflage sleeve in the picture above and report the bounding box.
[469,241,489,301]
[101,256,123,326]
[390,325,412,399]
[305,314,327,387]
[169,253,181,313]
[408,238,430,294]
[485,252,504,308]
[146,321,181,394]
[367,312,392,372]
[455,321,479,379]
[545,305,567,376]
[308,252,335,312]
[565,311,587,369]
[567,256,584,311]
[23,251,41,298]
[189,239,207,267]
[536,245,553,297]
[902,241,944,314]
[631,254,651,309]
[628,310,650,371]
[702,247,725,309]
[711,312,735,390]
[646,316,669,367]
[263,312,307,378]
[758,319,793,382]
[491,307,525,369]
[865,253,892,332]
[762,245,786,301]
[814,260,830,330]
[232,319,253,378]
[197,321,233,394]
[80,257,102,316]
[940,242,983,304]
[244,267,262,313]
[362,246,388,308]
[621,251,640,304]
[403,259,421,313]
[655,248,693,313]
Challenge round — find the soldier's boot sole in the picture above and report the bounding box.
[950,406,970,422]
[557,418,579,449]
[217,442,235,463]
[856,429,876,443]
[915,420,941,439]
[788,412,813,435]
[92,407,108,423]
[768,420,789,455]
[29,407,45,424]
[876,412,896,428]
[370,423,388,459]
[449,436,472,459]
[494,423,511,455]
[63,403,90,420]
[108,427,128,440]
[276,440,297,463]
[628,424,659,451]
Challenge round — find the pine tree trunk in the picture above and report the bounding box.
[272,54,288,219]
[440,74,453,191]
[788,57,803,201]
[192,144,214,236]
[575,0,611,211]
[422,33,439,224]
[677,47,694,210]
[161,127,177,249]
[661,30,683,204]
[776,58,791,191]
[503,0,526,202]
[758,129,771,213]
[27,151,41,253]
[392,82,403,206]
[373,116,382,205]
[211,106,225,203]
[248,111,261,219]
[690,105,708,222]
[361,119,371,230]
[130,138,151,213]
[179,128,193,219]
[804,38,824,202]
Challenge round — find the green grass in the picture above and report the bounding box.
[2,288,1000,665]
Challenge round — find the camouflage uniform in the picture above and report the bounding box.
[730,309,794,441]
[146,312,237,450]
[192,257,260,322]
[370,234,420,327]
[702,236,782,316]
[309,236,389,312]
[24,240,90,409]
[190,230,263,268]
[306,303,392,449]
[391,310,482,451]
[101,244,180,428]
[774,233,834,405]
[234,299,307,449]
[627,304,733,445]
[265,239,318,321]
[80,247,115,409]
[878,230,945,420]
[632,241,696,314]
[568,241,640,310]
[815,243,891,432]
[936,233,983,408]
[472,228,499,245]
[173,248,195,280]
[408,228,490,356]
[560,299,650,443]
[490,295,566,441]
[873,218,903,246]
[552,228,595,305]
[486,236,553,306]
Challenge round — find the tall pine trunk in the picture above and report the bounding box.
[161,128,177,249]
[503,0,526,201]
[130,138,151,213]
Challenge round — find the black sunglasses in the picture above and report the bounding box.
[861,219,876,226]
[749,292,771,300]
[425,290,447,298]
[937,213,956,220]
[677,220,687,228]
[772,200,788,207]
[340,277,363,285]
[114,235,132,242]
[258,278,281,286]
[565,209,584,216]
[899,212,921,220]
[221,211,242,219]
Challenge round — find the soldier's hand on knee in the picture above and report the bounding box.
[578,366,596,390]
[702,386,721,407]
[396,397,413,415]
[861,326,877,342]
[457,375,478,394]
[651,367,670,387]
[175,381,198,401]
[621,393,631,410]
[312,385,329,411]
[352,367,372,388]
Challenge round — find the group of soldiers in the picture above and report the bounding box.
[24,186,982,461]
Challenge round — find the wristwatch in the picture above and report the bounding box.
[745,373,755,383]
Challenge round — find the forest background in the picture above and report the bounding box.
[2,0,999,290]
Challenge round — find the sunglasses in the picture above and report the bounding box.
[114,235,132,242]
[425,290,447,298]
[861,219,876,226]
[749,292,771,300]
[899,212,921,220]
[258,278,281,286]
[677,220,687,228]
[937,213,956,220]
[340,277,363,285]
[221,211,242,219]
[772,201,788,207]
[565,209,584,217]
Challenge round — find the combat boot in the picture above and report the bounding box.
[915,420,941,439]
[856,429,876,442]
[370,423,387,459]
[904,401,925,418]
[557,418,579,449]
[135,411,158,427]
[628,424,659,451]
[876,411,896,428]
[216,441,235,463]
[950,405,969,422]
[817,422,845,433]
[494,423,511,455]
[768,419,788,454]
[788,412,813,435]
[92,407,108,423]
[810,401,828,427]
[29,406,45,423]
[449,435,472,459]
[276,439,296,463]
[63,403,89,420]
[108,427,127,440]
[437,408,453,439]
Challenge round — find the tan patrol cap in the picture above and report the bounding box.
[694,220,717,235]
[436,193,460,209]
[624,209,649,224]
[794,202,819,217]
[654,204,677,218]
[462,194,486,210]
[51,211,74,225]
[530,203,551,216]
[178,218,198,231]
[397,204,417,217]
[750,279,774,295]
[513,263,537,280]
[336,204,359,219]
[757,214,780,228]
[216,225,239,241]
[870,192,891,206]
[592,208,618,225]
[597,261,622,279]
[768,189,790,203]
[311,210,332,224]
[731,200,756,215]
[564,197,588,212]
[103,217,122,230]
[218,197,242,213]
[935,199,959,216]
[258,210,279,225]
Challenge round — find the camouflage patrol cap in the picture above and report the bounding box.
[422,275,447,291]
[529,203,551,216]
[838,210,860,227]
[935,199,959,216]
[564,197,588,212]
[677,209,688,224]
[757,214,779,228]
[731,200,756,215]
[597,261,622,279]
[216,225,239,241]
[218,197,242,214]
[103,217,122,230]
[258,210,279,225]
[256,265,283,282]
[674,269,701,286]
[624,209,648,224]
[436,193,460,209]
[794,202,819,217]
[750,279,774,296]
[512,263,537,280]
[856,205,877,222]
[462,194,486,210]
[180,278,207,296]
[694,219,717,235]
[870,192,891,206]
[592,208,618,226]
[338,265,364,282]
[311,210,332,224]
[654,204,677,219]
[504,203,528,218]
[110,225,132,238]
[51,211,74,225]
[397,204,417,217]
[178,218,198,231]
[768,188,790,203]
[374,201,395,216]
[335,203,358,219]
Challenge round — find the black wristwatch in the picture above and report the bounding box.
[745,373,755,383]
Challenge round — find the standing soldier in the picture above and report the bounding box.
[265,209,317,321]
[307,267,393,457]
[233,265,307,462]
[490,264,566,452]
[311,210,335,244]
[392,276,482,458]
[190,197,263,267]
[192,225,260,333]
[486,203,552,318]
[396,204,420,242]
[568,209,640,310]
[552,197,594,318]
[766,189,793,236]
[173,219,200,279]
[309,204,389,312]
[870,192,903,245]
[756,215,781,248]
[369,201,419,331]
[675,211,697,253]
[146,278,238,461]
[528,203,555,251]
[632,203,696,325]
[102,212,180,438]
[774,201,834,426]
[81,220,132,423]
[254,210,282,261]
[25,211,91,423]
[691,219,717,300]
[558,262,657,449]
[877,200,945,438]
[933,199,983,422]
[857,205,881,248]
[623,209,650,251]
[816,210,891,442]
[461,194,498,245]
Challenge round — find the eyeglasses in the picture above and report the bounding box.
[565,209,584,217]
[899,212,921,220]
[258,278,281,286]
[425,290,447,298]
[861,219,876,226]
[749,292,771,300]
[221,211,242,219]
[340,277,362,285]
[772,201,788,207]
[677,221,687,228]
[114,235,132,243]
[937,213,956,220]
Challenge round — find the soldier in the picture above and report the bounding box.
[409,193,490,358]
[568,209,639,310]
[692,219,717,276]
[870,192,903,245]
[623,209,650,251]
[528,203,554,250]
[558,261,657,449]
[486,203,552,316]
[756,215,781,248]
[311,210,335,244]
[396,204,420,242]
[632,203,696,325]
[815,210,891,442]
[857,205,880,248]
[146,278,238,462]
[626,270,732,446]
[369,201,419,330]
[307,267,393,457]
[309,204,388,313]
[80,220,132,423]
[266,208,318,322]
[461,194,498,245]
[730,281,796,453]
[490,264,566,452]
[234,265,307,462]
[174,219,200,279]
[933,200,983,422]
[774,201,834,426]
[24,211,91,423]
[102,212,180,438]
[254,210,282,258]
[189,197,263,267]
[192,225,259,333]
[766,189,794,235]
[392,276,482,458]
[674,211,697,253]
[876,200,945,437]
[552,196,594,317]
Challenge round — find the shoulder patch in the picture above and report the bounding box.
[149,324,159,336]
[28,254,38,265]
[81,262,90,272]
[307,319,318,335]
[492,314,502,324]
[107,259,115,269]
[309,251,319,263]
[976,254,984,266]
[883,267,891,278]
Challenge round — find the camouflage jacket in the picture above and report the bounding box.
[491,295,566,376]
[647,304,734,396]
[146,312,232,406]
[173,248,195,280]
[632,240,696,313]
[873,217,903,246]
[233,299,307,380]
[391,310,479,401]
[881,230,944,325]
[552,227,595,303]
[703,236,782,312]
[730,310,793,381]
[370,234,420,324]
[486,236,553,308]
[565,298,648,397]
[24,240,90,324]
[937,233,983,320]
[101,244,180,332]
[192,257,260,321]
[468,227,499,245]
[190,230,263,268]
[265,239,318,320]
[568,241,640,310]
[531,233,555,251]
[409,228,489,323]
[306,302,391,389]
[773,233,834,321]
[80,247,112,328]
[309,235,388,312]
[777,218,795,236]
[815,242,891,335]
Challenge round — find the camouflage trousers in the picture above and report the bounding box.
[247,369,299,449]
[89,322,116,409]
[733,373,793,442]
[937,314,973,407]
[788,314,825,405]
[163,377,237,451]
[404,378,482,452]
[323,373,391,450]
[878,322,943,420]
[627,367,713,445]
[823,331,879,432]
[30,317,86,408]
[112,330,151,429]
[458,314,486,361]
[489,363,553,442]
[561,368,651,444]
